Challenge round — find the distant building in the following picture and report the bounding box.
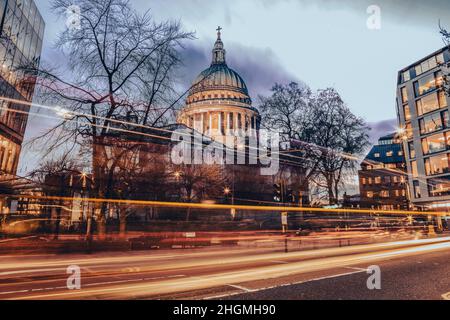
[358,133,409,210]
[0,0,44,177]
[396,47,450,210]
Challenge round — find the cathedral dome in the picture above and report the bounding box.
[190,63,249,97]
[178,27,260,144]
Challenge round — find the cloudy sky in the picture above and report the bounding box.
[19,0,450,173]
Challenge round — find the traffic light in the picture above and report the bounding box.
[286,189,296,203]
[273,183,282,202]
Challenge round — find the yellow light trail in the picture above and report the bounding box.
[3,193,447,216]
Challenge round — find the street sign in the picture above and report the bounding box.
[281,212,288,226]
[184,232,196,238]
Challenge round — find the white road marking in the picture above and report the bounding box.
[345,266,367,271]
[204,270,366,300]
[227,284,254,292]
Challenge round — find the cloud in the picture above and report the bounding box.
[367,118,398,145]
[179,41,301,99]
[267,0,450,29]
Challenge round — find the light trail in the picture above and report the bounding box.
[1,193,446,216]
[5,236,450,300]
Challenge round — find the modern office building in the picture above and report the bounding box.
[0,0,44,178]
[358,133,409,210]
[396,46,450,210]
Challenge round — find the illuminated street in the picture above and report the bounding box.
[0,235,449,300]
[1,0,450,307]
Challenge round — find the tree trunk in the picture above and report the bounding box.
[119,207,127,239]
[186,207,191,222]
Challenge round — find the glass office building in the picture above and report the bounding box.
[0,0,44,177]
[396,47,450,209]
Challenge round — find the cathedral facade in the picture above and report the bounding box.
[178,28,261,146]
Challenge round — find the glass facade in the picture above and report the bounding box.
[0,0,44,176]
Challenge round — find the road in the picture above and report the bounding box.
[0,236,449,300]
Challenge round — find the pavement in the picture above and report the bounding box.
[0,235,449,300]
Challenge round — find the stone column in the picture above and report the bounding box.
[209,112,212,135]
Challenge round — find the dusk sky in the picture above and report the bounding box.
[19,0,450,174]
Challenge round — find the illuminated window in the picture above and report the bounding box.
[375,176,381,184]
[413,180,421,198]
[422,133,448,155]
[411,161,418,178]
[374,153,380,158]
[366,191,373,198]
[405,122,413,139]
[403,104,411,121]
[401,87,408,103]
[414,72,442,97]
[419,112,443,135]
[380,190,389,198]
[428,176,450,197]
[386,151,393,157]
[417,92,440,116]
[408,142,415,158]
[425,154,450,176]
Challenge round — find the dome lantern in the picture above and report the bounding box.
[212,26,226,65]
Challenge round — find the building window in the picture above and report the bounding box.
[428,176,450,197]
[398,150,403,156]
[380,190,389,198]
[405,122,413,139]
[419,112,443,135]
[411,161,418,178]
[408,141,415,158]
[361,178,366,185]
[413,180,421,198]
[366,191,373,198]
[374,153,380,158]
[384,176,391,183]
[402,70,410,82]
[414,72,443,97]
[386,151,393,157]
[425,154,450,176]
[443,111,450,128]
[403,104,411,121]
[421,132,449,155]
[416,91,446,116]
[401,87,408,103]
[414,54,442,77]
[374,176,381,184]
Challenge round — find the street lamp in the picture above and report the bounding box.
[224,187,231,195]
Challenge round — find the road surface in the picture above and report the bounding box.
[0,236,449,300]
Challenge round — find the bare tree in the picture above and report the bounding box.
[171,164,227,221]
[23,0,194,238]
[308,88,370,204]
[29,154,86,239]
[258,82,320,193]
